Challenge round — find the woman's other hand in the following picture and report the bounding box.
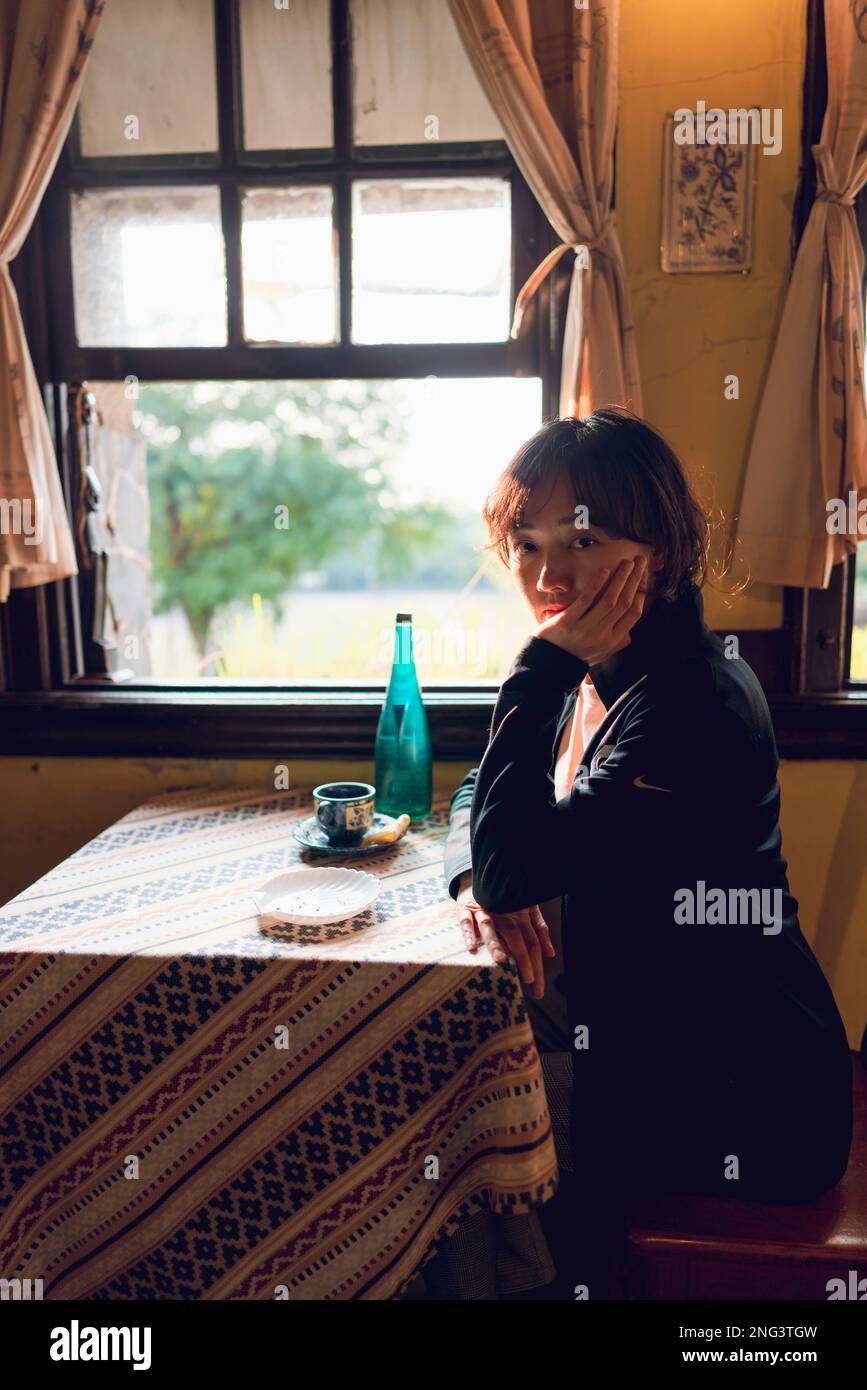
[535,555,647,665]
[456,872,555,999]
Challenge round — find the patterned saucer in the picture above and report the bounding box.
[293,812,404,857]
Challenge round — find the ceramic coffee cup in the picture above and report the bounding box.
[312,782,376,847]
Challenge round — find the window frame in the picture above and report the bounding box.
[49,0,545,376]
[1,0,866,760]
[783,0,867,706]
[2,0,561,735]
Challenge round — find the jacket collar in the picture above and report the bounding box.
[587,581,709,710]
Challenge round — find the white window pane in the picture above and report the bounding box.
[71,188,226,347]
[240,0,333,151]
[138,378,542,684]
[847,289,867,679]
[352,0,503,146]
[854,553,867,679]
[241,187,337,343]
[79,0,218,156]
[352,178,511,343]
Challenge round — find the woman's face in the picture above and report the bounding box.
[506,473,664,624]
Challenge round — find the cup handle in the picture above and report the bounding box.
[317,803,338,833]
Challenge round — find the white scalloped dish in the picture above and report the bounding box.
[251,867,380,926]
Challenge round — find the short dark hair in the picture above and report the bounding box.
[481,407,714,602]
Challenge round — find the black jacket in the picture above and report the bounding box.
[442,582,852,1257]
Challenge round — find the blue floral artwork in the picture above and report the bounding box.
[660,114,756,274]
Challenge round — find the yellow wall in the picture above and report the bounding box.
[620,0,802,632]
[1,0,865,1047]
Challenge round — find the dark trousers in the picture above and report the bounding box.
[527,994,854,1299]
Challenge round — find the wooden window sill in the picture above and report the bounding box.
[1,686,866,760]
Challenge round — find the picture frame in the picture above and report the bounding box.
[660,109,758,273]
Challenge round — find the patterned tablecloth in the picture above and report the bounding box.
[0,785,558,1300]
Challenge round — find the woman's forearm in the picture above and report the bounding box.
[470,636,588,913]
[442,768,479,900]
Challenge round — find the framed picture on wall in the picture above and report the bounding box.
[660,108,759,273]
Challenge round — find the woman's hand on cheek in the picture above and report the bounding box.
[535,556,647,665]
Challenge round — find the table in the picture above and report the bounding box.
[0,785,558,1299]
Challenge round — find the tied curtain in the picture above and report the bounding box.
[731,1,867,589]
[447,0,641,417]
[0,0,104,603]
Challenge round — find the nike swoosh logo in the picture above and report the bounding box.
[633,774,673,793]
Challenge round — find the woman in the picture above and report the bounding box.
[440,408,853,1298]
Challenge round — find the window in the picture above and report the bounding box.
[3,0,864,762]
[42,0,553,694]
[780,0,867,712]
[849,180,867,683]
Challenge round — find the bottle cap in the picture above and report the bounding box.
[396,612,412,622]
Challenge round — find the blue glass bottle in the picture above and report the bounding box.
[375,612,432,819]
